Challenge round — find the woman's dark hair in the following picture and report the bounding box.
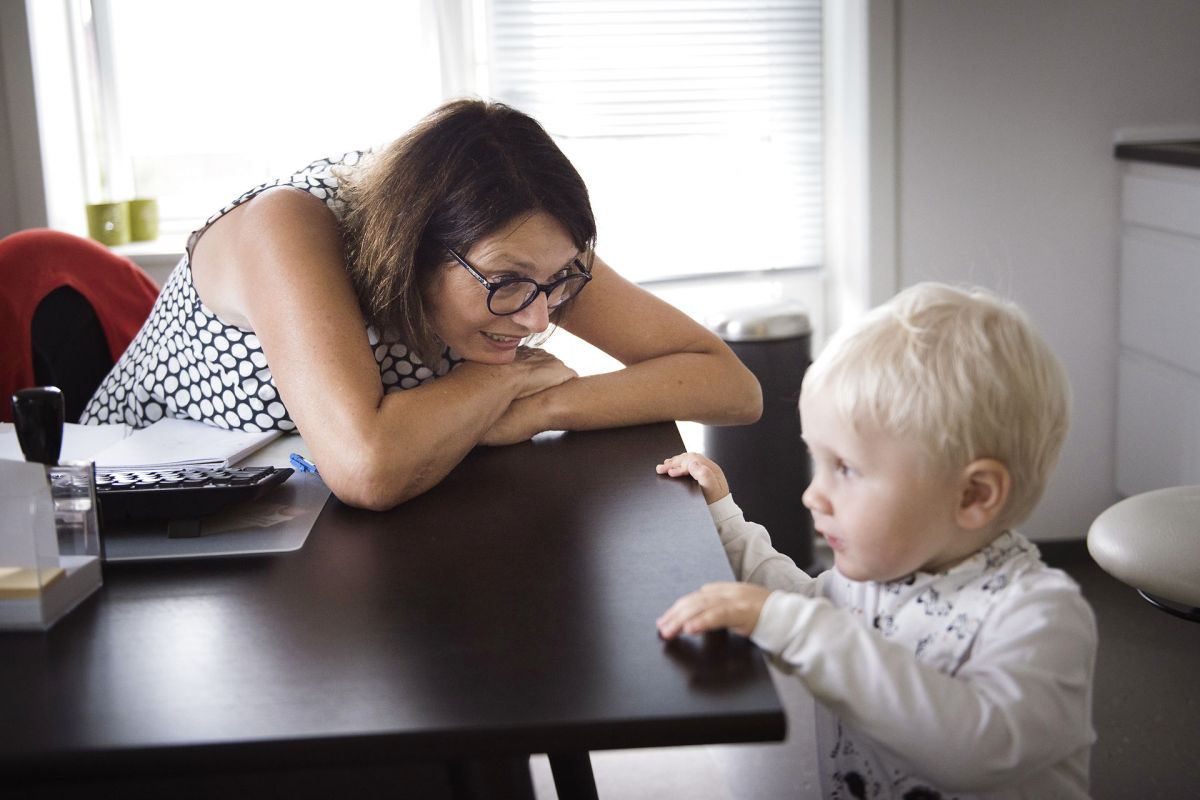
[337,99,597,364]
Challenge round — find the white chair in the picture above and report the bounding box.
[1088,486,1200,623]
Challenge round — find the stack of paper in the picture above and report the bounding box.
[89,419,282,470]
[0,418,281,470]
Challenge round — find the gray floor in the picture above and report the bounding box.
[532,542,1200,799]
[1052,543,1200,800]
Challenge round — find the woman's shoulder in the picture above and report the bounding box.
[281,151,368,206]
[187,151,369,256]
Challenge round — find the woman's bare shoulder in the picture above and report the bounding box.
[192,187,344,324]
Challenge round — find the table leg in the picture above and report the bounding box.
[548,751,599,800]
[447,755,535,800]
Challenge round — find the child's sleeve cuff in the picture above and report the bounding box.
[750,590,815,654]
[707,493,743,526]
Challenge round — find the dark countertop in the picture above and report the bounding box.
[1114,140,1200,169]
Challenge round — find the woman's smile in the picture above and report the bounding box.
[481,330,523,349]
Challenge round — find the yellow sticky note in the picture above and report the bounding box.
[0,566,66,599]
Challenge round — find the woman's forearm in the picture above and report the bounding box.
[545,257,762,433]
[309,363,522,509]
[314,348,580,509]
[536,349,761,432]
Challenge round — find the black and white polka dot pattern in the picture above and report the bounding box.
[81,152,464,431]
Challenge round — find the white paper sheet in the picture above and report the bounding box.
[1,419,279,470]
[0,422,129,463]
[89,418,281,469]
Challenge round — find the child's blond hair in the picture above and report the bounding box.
[801,282,1070,529]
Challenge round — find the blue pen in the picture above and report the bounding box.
[289,452,320,475]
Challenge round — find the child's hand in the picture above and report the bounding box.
[656,581,772,640]
[655,452,730,504]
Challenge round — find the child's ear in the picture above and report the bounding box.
[956,459,1011,530]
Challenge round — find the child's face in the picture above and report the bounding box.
[799,392,974,582]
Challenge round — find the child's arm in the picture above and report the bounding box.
[752,573,1097,792]
[657,452,811,590]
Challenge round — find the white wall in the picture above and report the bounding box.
[893,0,1200,540]
[0,0,45,236]
[0,33,18,237]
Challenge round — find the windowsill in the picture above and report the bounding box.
[111,234,186,255]
[112,236,186,287]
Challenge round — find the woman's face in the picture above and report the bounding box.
[427,211,581,365]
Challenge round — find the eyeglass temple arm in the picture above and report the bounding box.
[444,246,492,289]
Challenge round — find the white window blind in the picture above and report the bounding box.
[484,0,823,281]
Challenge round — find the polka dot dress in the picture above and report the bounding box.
[81,152,464,432]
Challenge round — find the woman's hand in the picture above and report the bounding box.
[509,346,577,399]
[478,394,549,445]
[478,348,578,446]
[656,581,773,639]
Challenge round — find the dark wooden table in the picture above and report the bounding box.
[0,423,784,798]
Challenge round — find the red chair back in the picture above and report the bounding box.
[1,229,160,422]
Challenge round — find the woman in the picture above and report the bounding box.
[82,100,762,509]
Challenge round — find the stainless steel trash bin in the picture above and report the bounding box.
[704,303,814,570]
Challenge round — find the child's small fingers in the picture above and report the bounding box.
[656,616,682,639]
[661,592,697,618]
[656,454,686,472]
[682,606,727,636]
[660,590,710,626]
[656,605,690,639]
[658,591,727,636]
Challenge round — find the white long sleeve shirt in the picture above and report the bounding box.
[710,495,1097,799]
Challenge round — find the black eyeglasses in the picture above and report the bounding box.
[442,244,592,317]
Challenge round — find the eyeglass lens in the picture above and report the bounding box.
[489,273,589,315]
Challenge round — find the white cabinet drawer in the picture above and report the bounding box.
[1122,164,1200,238]
[1116,351,1200,496]
[1119,228,1200,375]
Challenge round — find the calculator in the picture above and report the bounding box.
[94,464,294,535]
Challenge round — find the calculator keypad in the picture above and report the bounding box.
[94,465,293,526]
[97,466,274,489]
